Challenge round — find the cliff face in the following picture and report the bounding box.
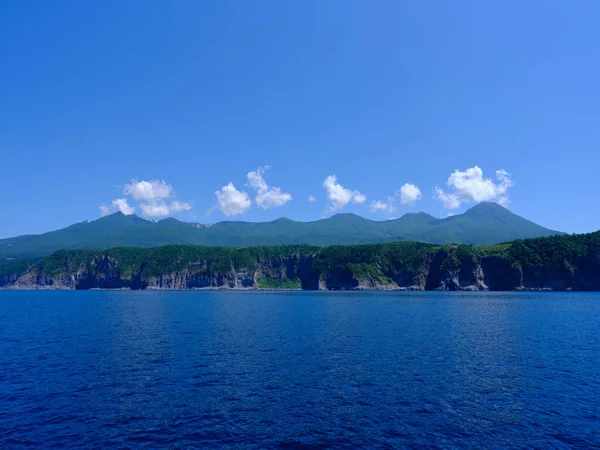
[2,253,317,291]
[3,241,598,291]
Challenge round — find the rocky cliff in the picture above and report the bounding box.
[2,232,599,291]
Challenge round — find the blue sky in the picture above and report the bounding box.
[1,0,599,238]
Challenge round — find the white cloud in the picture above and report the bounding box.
[323,175,366,211]
[100,198,136,216]
[170,200,192,213]
[136,200,192,218]
[370,182,422,215]
[139,200,170,217]
[113,198,136,215]
[434,187,461,210]
[256,187,292,209]
[123,179,174,201]
[353,193,367,204]
[495,170,512,189]
[214,182,252,216]
[139,199,192,218]
[100,178,192,218]
[308,195,317,203]
[370,200,396,214]
[435,166,514,210]
[246,166,292,210]
[448,167,513,202]
[399,183,422,206]
[247,166,270,193]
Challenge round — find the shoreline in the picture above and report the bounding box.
[0,286,594,292]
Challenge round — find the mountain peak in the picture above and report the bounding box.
[0,205,564,258]
[157,217,182,224]
[402,211,437,218]
[96,212,145,222]
[463,202,510,216]
[330,212,364,219]
[270,217,293,223]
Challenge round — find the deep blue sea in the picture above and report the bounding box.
[1,291,599,449]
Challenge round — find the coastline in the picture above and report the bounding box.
[0,285,591,292]
[2,232,599,292]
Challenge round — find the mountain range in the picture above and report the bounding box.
[1,202,562,258]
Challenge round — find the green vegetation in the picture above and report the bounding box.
[32,244,318,278]
[505,232,600,270]
[0,257,38,280]
[2,231,598,291]
[257,277,302,289]
[312,241,436,283]
[0,203,563,259]
[379,276,393,285]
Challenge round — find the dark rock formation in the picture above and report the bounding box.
[3,246,598,291]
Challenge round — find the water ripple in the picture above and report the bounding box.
[0,290,599,448]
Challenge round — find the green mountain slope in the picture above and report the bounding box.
[0,202,563,258]
[384,202,561,244]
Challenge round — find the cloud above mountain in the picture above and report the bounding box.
[100,179,192,217]
[100,198,135,216]
[213,182,252,216]
[124,179,174,201]
[139,199,193,217]
[434,188,461,210]
[399,183,422,206]
[100,165,515,220]
[323,175,366,212]
[370,183,423,215]
[208,166,292,217]
[370,199,396,214]
[434,166,514,210]
[246,166,292,209]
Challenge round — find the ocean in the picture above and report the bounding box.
[1,290,599,448]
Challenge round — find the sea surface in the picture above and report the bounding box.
[0,291,599,449]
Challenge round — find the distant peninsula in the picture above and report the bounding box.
[1,231,598,291]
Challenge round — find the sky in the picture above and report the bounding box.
[1,0,599,238]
